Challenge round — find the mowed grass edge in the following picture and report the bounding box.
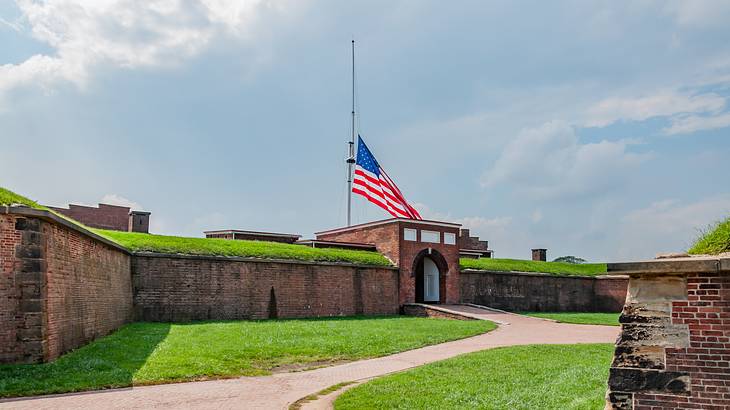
[460,257,607,276]
[0,316,495,398]
[689,216,730,255]
[335,344,614,410]
[521,312,620,326]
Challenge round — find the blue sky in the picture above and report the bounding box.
[1,0,729,261]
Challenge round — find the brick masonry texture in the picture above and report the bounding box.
[43,217,133,361]
[317,220,461,305]
[0,214,22,363]
[460,270,628,312]
[132,254,399,321]
[606,258,730,410]
[0,211,132,364]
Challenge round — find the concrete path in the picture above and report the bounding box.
[0,306,619,410]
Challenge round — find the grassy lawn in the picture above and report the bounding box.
[521,312,620,326]
[93,229,392,266]
[335,344,613,410]
[460,258,607,276]
[689,216,730,255]
[0,316,495,398]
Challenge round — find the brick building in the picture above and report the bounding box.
[48,203,150,233]
[316,219,465,305]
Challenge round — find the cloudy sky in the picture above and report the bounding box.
[2,0,729,262]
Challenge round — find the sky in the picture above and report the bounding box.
[1,0,729,262]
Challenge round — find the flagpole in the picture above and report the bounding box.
[346,39,356,226]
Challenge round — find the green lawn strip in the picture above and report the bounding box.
[460,258,607,276]
[335,344,613,410]
[689,216,730,256]
[290,382,356,410]
[0,316,495,398]
[521,312,620,326]
[92,229,392,266]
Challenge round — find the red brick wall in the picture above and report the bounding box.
[43,218,133,361]
[317,220,461,305]
[0,215,22,363]
[460,270,627,312]
[49,203,130,231]
[132,254,399,321]
[317,224,400,265]
[0,210,132,364]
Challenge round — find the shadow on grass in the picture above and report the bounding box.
[0,322,171,399]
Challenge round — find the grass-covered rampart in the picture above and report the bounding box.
[689,217,730,256]
[460,257,607,276]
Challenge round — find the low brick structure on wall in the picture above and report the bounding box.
[0,207,133,364]
[460,270,628,312]
[606,256,730,409]
[132,254,399,321]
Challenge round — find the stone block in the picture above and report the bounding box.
[20,259,43,273]
[18,327,42,341]
[608,368,690,394]
[620,303,671,324]
[20,284,40,298]
[15,244,42,259]
[21,231,42,245]
[612,345,665,369]
[15,218,41,232]
[606,391,633,410]
[626,276,687,304]
[19,299,42,313]
[16,271,42,283]
[617,324,689,348]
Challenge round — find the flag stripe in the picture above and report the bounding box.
[351,135,422,220]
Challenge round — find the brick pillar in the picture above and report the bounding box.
[14,217,47,363]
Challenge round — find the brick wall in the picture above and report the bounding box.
[43,217,133,361]
[0,214,22,363]
[0,208,132,364]
[317,220,462,305]
[460,270,628,312]
[132,254,399,321]
[606,257,730,409]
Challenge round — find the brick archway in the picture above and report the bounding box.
[411,248,450,304]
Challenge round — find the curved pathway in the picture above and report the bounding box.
[0,306,618,410]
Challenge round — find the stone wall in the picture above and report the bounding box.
[132,253,399,321]
[459,270,628,312]
[0,207,132,363]
[606,256,730,409]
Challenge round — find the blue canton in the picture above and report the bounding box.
[356,135,380,176]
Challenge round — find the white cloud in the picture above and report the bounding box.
[583,90,725,128]
[482,120,649,200]
[0,0,282,104]
[615,195,730,259]
[664,0,730,29]
[531,209,543,223]
[100,193,144,210]
[663,112,730,135]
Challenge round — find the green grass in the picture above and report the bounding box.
[335,344,613,410]
[0,316,495,398]
[521,312,620,326]
[0,187,45,209]
[92,229,393,266]
[460,258,607,276]
[689,216,730,255]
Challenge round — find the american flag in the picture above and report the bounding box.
[352,135,422,220]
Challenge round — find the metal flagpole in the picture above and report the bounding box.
[346,39,356,226]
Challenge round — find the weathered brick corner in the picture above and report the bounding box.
[606,257,730,409]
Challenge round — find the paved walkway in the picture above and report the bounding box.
[0,306,619,410]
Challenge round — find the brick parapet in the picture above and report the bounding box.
[606,257,730,409]
[460,270,628,312]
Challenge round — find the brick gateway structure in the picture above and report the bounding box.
[1,205,627,364]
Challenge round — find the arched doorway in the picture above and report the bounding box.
[413,249,448,304]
